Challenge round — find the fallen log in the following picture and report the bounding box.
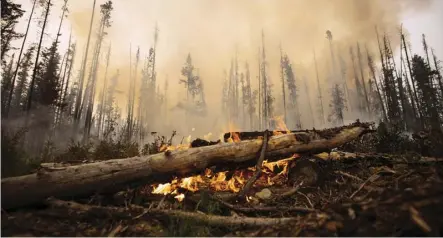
[1,122,371,209]
[45,198,297,227]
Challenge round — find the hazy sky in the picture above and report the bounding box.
[9,0,443,135]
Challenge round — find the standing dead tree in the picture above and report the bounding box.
[138,25,159,142]
[82,1,113,141]
[97,44,111,139]
[281,54,301,129]
[279,44,287,124]
[259,30,274,129]
[26,0,52,115]
[73,0,96,131]
[313,50,325,126]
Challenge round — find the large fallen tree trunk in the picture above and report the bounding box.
[1,122,372,209]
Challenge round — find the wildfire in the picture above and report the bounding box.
[272,115,291,135]
[227,132,241,143]
[203,132,213,141]
[180,175,204,192]
[224,122,242,143]
[151,120,298,202]
[151,155,297,202]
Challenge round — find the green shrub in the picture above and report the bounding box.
[1,127,34,178]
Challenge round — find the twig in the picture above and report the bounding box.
[237,130,269,199]
[297,191,314,208]
[277,182,303,199]
[108,222,126,237]
[335,171,363,182]
[45,198,297,228]
[350,173,381,199]
[214,196,315,213]
[157,195,167,209]
[409,206,432,233]
[168,130,177,146]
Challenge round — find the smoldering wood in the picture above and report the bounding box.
[222,122,371,143]
[1,121,371,210]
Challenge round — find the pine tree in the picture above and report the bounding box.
[97,44,111,139]
[12,46,35,113]
[179,54,206,118]
[328,83,346,126]
[431,48,443,100]
[356,42,371,116]
[243,62,256,130]
[1,53,15,116]
[349,46,365,113]
[380,35,402,123]
[103,70,120,139]
[26,0,52,114]
[281,54,301,129]
[279,44,287,123]
[73,0,97,126]
[260,30,273,129]
[138,26,159,142]
[83,0,113,140]
[221,69,228,118]
[1,0,25,62]
[412,55,442,132]
[366,49,388,121]
[34,42,61,108]
[5,0,37,118]
[313,50,325,125]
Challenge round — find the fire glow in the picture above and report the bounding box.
[151,157,296,202]
[152,117,297,202]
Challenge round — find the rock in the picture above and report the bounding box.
[255,188,272,200]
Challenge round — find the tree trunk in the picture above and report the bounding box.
[73,0,96,125]
[5,0,37,118]
[1,122,371,209]
[26,0,51,113]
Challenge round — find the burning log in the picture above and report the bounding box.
[1,121,372,210]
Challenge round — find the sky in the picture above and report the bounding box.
[8,0,443,137]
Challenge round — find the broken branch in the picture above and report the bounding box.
[237,130,269,199]
[45,198,297,228]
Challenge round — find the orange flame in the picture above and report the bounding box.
[272,115,291,135]
[151,154,299,202]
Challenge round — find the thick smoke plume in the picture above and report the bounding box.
[65,0,430,139]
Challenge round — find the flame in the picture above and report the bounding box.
[174,193,185,202]
[186,135,192,144]
[272,115,291,135]
[152,183,176,195]
[203,132,213,141]
[159,143,190,152]
[151,154,299,202]
[180,175,204,192]
[223,122,242,143]
[227,132,241,143]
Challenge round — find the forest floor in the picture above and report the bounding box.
[2,137,443,236]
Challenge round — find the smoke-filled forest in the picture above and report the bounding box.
[2,0,443,236]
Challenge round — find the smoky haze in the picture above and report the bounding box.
[64,0,431,140]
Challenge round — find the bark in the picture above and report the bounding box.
[1,122,371,209]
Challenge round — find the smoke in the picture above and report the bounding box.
[66,0,431,138]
